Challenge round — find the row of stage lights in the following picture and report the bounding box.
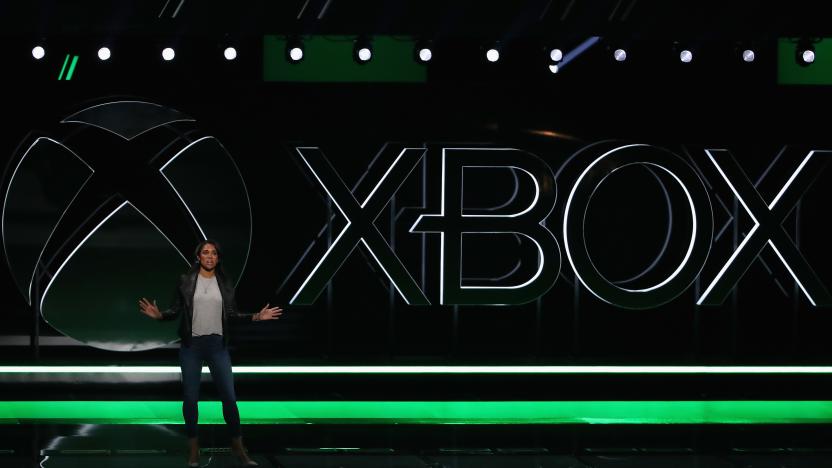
[28,43,399,63]
[28,40,820,69]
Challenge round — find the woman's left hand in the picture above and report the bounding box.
[255,303,283,321]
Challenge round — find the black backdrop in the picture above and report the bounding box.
[1,33,832,377]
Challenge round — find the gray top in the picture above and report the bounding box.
[191,274,223,336]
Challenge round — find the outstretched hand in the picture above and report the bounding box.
[255,303,283,321]
[139,298,162,320]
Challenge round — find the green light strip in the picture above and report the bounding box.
[65,55,78,80]
[0,401,830,424]
[57,54,69,80]
[1,366,832,374]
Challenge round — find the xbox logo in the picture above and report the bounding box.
[2,100,251,351]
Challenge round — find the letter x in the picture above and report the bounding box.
[291,147,429,305]
[698,149,832,306]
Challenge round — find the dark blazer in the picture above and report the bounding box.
[161,270,255,346]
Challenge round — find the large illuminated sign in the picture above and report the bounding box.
[291,143,831,308]
[4,104,829,314]
[410,148,560,306]
[1,101,252,351]
[697,149,832,306]
[292,147,429,305]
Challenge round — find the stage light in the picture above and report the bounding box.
[223,47,237,61]
[742,49,755,63]
[162,47,175,61]
[97,47,111,61]
[672,42,695,64]
[795,38,817,67]
[614,48,627,62]
[486,48,500,62]
[32,46,45,60]
[354,37,373,63]
[484,41,503,63]
[286,37,304,63]
[549,48,563,62]
[414,39,433,63]
[548,64,559,74]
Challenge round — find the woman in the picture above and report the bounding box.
[139,239,281,467]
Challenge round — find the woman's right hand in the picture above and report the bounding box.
[139,298,162,320]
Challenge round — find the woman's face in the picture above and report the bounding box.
[197,243,219,271]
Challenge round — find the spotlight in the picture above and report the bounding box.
[32,45,45,60]
[614,48,627,62]
[672,42,695,64]
[795,38,817,67]
[97,47,111,61]
[286,37,304,63]
[414,40,433,63]
[486,48,500,63]
[162,47,175,61]
[223,47,237,61]
[353,37,373,63]
[549,48,563,62]
[548,64,559,74]
[734,41,760,64]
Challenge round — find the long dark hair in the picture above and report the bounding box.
[191,238,230,287]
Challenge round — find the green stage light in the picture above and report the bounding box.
[1,401,831,425]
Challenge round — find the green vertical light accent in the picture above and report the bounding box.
[58,54,70,80]
[0,401,831,424]
[65,55,78,80]
[778,38,832,85]
[263,35,426,83]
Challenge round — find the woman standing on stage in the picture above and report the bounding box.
[139,239,281,467]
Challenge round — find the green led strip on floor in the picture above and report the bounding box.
[1,366,832,374]
[0,401,831,425]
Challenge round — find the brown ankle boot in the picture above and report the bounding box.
[187,437,200,467]
[230,436,258,466]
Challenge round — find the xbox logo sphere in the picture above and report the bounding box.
[2,101,251,351]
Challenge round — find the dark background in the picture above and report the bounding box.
[0,1,831,401]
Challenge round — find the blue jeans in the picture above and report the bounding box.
[179,334,241,438]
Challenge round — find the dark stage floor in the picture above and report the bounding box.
[1,424,831,467]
